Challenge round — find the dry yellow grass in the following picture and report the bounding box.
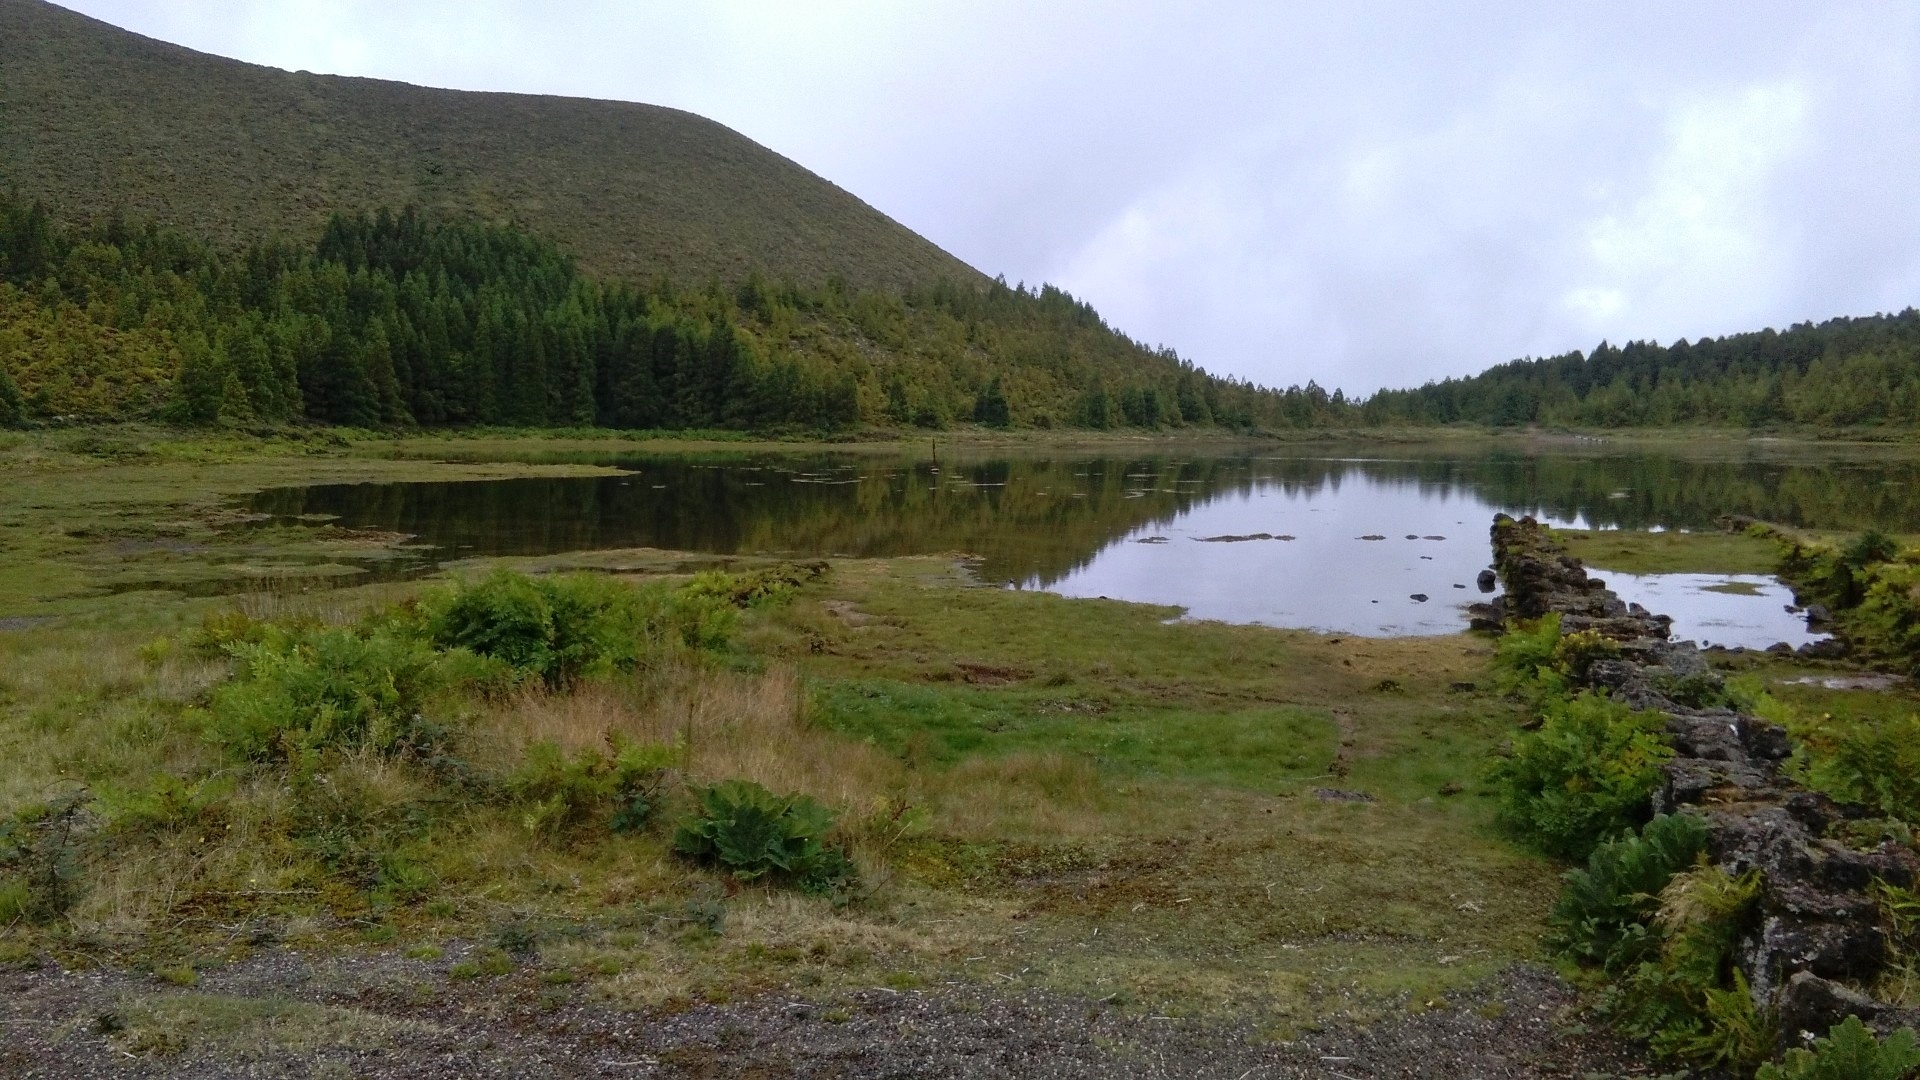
[475,664,907,816]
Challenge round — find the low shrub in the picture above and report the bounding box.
[1791,712,1920,825]
[1549,812,1709,971]
[1552,814,1770,1071]
[1493,614,1623,702]
[95,773,232,836]
[189,609,277,657]
[1779,530,1901,611]
[672,779,855,894]
[427,571,649,687]
[284,767,428,890]
[0,792,89,924]
[1875,879,1920,1007]
[1757,1015,1920,1080]
[204,625,451,763]
[506,738,677,840]
[1612,863,1767,1068]
[1489,691,1673,861]
[424,568,786,683]
[1848,562,1920,674]
[1493,614,1567,697]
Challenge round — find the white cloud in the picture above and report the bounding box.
[1567,82,1811,343]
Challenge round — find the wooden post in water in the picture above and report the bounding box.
[931,438,938,469]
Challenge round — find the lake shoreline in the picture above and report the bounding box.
[3,433,1916,1077]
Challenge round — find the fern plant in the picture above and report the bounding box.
[1489,690,1674,861]
[1757,1016,1920,1080]
[1548,812,1709,971]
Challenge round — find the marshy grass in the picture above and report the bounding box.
[0,451,1564,1029]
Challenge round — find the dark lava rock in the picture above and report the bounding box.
[1409,593,1429,603]
[1485,511,1912,1025]
[1777,972,1920,1047]
[1796,639,1848,660]
[1476,569,1498,592]
[1358,534,1387,541]
[1313,788,1376,802]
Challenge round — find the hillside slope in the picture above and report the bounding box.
[0,0,978,291]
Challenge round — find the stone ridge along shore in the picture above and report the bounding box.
[1483,513,1920,1047]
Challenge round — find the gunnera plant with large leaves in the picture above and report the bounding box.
[672,779,855,894]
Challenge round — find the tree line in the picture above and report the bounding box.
[1363,313,1920,428]
[0,198,1350,433]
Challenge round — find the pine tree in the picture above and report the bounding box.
[973,375,1011,427]
[0,360,23,426]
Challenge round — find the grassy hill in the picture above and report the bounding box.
[0,1,1344,434]
[0,0,977,291]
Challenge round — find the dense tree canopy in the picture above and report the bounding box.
[0,198,1345,432]
[1365,314,1920,429]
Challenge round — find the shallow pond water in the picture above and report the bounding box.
[247,442,1920,643]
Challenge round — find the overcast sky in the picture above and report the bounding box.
[55,1,1920,394]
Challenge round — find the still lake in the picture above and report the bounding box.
[249,440,1920,646]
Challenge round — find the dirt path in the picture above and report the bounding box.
[0,952,1661,1079]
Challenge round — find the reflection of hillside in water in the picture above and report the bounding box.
[249,455,1260,584]
[248,446,1920,584]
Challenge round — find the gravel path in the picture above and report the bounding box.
[0,952,1665,1079]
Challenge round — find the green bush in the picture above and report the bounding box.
[1493,614,1567,697]
[1492,614,1623,702]
[658,578,739,652]
[672,779,855,894]
[96,774,232,836]
[205,625,450,763]
[1758,1016,1920,1080]
[1489,691,1674,860]
[1780,530,1900,611]
[1849,562,1920,674]
[1549,812,1709,971]
[424,568,774,684]
[1612,864,1766,1068]
[428,571,648,687]
[0,793,88,924]
[507,738,677,840]
[189,609,278,657]
[1793,712,1920,824]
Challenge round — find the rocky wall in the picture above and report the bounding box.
[1484,513,1920,1048]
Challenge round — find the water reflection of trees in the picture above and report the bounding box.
[248,455,1268,585]
[248,449,1920,586]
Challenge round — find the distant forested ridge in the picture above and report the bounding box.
[0,198,1338,432]
[1363,312,1920,429]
